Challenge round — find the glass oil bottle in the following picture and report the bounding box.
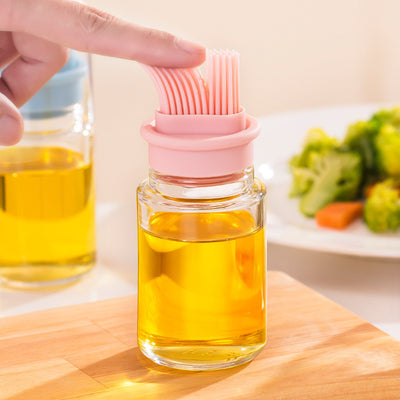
[0,51,96,288]
[137,49,267,370]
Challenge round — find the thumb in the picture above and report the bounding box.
[0,93,24,145]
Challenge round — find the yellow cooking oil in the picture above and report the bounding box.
[138,210,266,369]
[0,146,95,286]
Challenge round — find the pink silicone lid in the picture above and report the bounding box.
[140,110,260,178]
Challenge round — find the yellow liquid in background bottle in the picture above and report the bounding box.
[0,146,95,286]
[138,210,266,369]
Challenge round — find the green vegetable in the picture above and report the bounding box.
[289,128,340,197]
[344,120,379,182]
[289,128,362,216]
[290,128,339,169]
[374,124,400,178]
[344,106,400,182]
[298,149,362,217]
[364,180,400,232]
[370,107,400,127]
[289,167,316,197]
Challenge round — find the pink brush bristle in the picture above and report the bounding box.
[146,49,239,115]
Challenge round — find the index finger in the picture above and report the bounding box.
[0,0,205,68]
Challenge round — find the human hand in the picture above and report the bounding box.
[0,0,205,145]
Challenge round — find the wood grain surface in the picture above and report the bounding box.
[0,271,399,400]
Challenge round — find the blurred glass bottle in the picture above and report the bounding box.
[0,51,96,288]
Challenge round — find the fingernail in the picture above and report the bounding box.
[0,114,22,145]
[175,38,205,55]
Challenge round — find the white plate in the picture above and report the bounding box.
[254,103,400,258]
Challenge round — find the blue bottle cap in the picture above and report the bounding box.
[20,51,89,119]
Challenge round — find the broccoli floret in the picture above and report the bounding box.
[289,128,339,197]
[290,128,339,169]
[370,107,400,127]
[289,128,362,216]
[364,180,400,232]
[289,167,316,197]
[343,106,400,187]
[299,150,362,217]
[374,124,400,178]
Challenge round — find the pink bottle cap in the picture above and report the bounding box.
[141,109,260,178]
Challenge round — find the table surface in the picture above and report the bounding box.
[1,271,400,400]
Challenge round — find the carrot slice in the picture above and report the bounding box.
[315,202,363,230]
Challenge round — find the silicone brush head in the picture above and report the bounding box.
[207,49,240,115]
[145,49,239,115]
[144,66,208,115]
[141,49,260,177]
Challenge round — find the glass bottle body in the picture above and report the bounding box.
[0,105,96,287]
[137,168,266,370]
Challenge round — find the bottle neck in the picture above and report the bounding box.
[148,167,255,201]
[22,104,90,136]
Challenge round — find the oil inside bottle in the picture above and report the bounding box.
[138,210,266,370]
[0,146,95,287]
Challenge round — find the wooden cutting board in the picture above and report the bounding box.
[1,271,399,400]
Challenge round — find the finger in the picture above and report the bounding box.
[0,92,24,145]
[0,32,69,107]
[1,0,205,68]
[0,31,18,69]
